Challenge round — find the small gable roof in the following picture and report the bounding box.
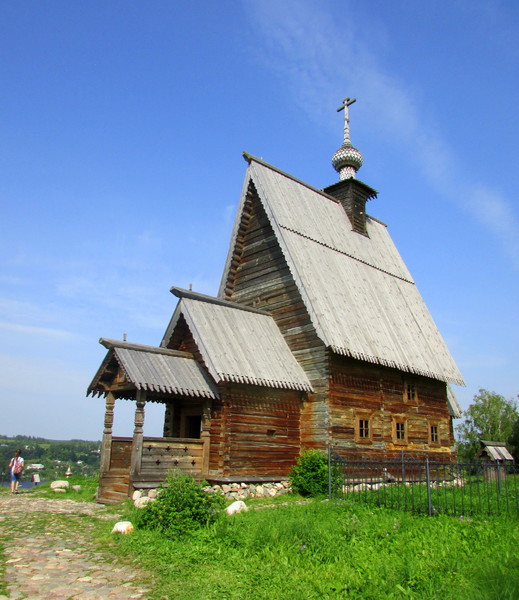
[220,156,464,386]
[162,289,313,392]
[478,441,514,462]
[87,339,219,399]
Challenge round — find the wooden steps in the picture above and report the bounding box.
[97,469,130,505]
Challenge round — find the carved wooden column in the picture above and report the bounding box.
[201,399,211,476]
[163,402,173,437]
[100,392,115,474]
[130,390,146,481]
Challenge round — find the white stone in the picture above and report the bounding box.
[147,489,158,499]
[50,480,69,489]
[268,489,277,497]
[134,496,152,509]
[71,485,82,493]
[352,483,371,492]
[255,486,265,497]
[225,500,248,515]
[132,490,143,501]
[221,484,231,494]
[112,521,134,534]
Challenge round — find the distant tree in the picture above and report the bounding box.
[456,389,518,461]
[508,417,519,461]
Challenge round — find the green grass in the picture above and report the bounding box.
[335,477,519,517]
[0,541,6,596]
[97,499,519,600]
[0,474,99,502]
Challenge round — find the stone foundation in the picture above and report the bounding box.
[203,480,291,501]
[132,480,291,507]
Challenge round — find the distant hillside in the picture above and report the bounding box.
[0,434,100,480]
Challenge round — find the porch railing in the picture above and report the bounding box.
[139,437,204,479]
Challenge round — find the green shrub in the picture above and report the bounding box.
[135,471,225,537]
[289,449,328,496]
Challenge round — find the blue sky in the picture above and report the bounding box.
[1,0,518,440]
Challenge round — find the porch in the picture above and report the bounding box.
[87,339,219,504]
[97,434,209,503]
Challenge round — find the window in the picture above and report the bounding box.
[359,419,370,439]
[430,424,439,444]
[405,383,416,402]
[396,421,406,441]
[355,413,373,443]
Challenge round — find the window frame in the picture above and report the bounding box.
[355,412,373,443]
[429,422,440,446]
[392,415,408,445]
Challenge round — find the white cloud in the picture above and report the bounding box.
[245,0,519,268]
[0,321,73,340]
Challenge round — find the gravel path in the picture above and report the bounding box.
[0,493,151,600]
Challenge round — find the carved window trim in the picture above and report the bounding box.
[392,415,408,445]
[403,379,417,403]
[355,411,373,444]
[429,421,440,446]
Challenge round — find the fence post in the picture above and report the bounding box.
[426,457,432,516]
[328,445,332,500]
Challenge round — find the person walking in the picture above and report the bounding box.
[9,449,24,493]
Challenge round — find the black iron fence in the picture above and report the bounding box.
[328,451,519,517]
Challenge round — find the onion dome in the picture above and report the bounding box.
[332,97,363,180]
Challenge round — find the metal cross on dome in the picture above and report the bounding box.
[337,97,357,145]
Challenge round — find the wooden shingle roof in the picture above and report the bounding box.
[87,339,219,399]
[220,156,464,386]
[161,289,313,392]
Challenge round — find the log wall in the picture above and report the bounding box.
[329,355,455,461]
[207,384,302,478]
[222,183,330,451]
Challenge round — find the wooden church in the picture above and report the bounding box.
[88,99,464,502]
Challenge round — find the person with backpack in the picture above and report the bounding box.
[9,449,24,493]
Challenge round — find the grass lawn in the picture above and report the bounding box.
[97,498,519,600]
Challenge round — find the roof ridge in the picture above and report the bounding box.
[243,152,340,205]
[243,151,378,208]
[171,287,271,315]
[99,338,194,359]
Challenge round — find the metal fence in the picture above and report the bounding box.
[328,451,519,517]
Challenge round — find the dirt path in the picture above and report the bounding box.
[0,493,150,600]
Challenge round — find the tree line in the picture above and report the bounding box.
[0,435,100,480]
[456,389,519,461]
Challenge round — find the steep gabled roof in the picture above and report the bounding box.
[220,156,464,386]
[161,288,313,392]
[87,338,219,399]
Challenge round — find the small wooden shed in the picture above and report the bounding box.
[477,440,514,483]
